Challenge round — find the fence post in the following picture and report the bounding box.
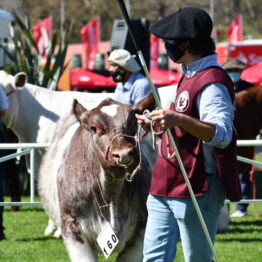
[29,148,36,203]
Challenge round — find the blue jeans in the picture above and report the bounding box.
[143,175,225,262]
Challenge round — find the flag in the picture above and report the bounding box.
[80,17,100,71]
[32,16,52,54]
[227,15,243,44]
[150,34,160,68]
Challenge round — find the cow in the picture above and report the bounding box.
[38,93,157,262]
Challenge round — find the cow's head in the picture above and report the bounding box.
[73,93,156,177]
[0,71,27,95]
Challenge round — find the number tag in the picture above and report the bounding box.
[97,222,119,259]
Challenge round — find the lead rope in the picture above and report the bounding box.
[143,109,176,160]
[125,125,143,182]
[250,152,259,217]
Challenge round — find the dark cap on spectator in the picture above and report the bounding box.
[150,6,213,40]
[222,58,246,71]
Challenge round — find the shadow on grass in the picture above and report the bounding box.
[230,219,262,227]
[12,235,60,242]
[4,206,44,212]
[217,218,262,242]
[227,219,262,233]
[218,237,262,242]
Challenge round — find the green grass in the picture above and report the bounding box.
[256,153,262,163]
[1,198,262,262]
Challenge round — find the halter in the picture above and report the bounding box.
[104,125,146,182]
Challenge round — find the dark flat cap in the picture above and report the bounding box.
[150,6,213,40]
[222,58,246,71]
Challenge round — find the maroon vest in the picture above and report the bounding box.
[150,67,242,202]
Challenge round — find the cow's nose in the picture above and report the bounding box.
[112,149,134,166]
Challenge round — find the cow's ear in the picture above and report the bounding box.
[73,99,88,123]
[132,92,156,114]
[14,72,27,87]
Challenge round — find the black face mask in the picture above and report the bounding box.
[164,41,185,63]
[111,71,126,83]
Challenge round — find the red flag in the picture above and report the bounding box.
[32,16,52,53]
[80,17,100,71]
[227,15,243,44]
[150,34,160,68]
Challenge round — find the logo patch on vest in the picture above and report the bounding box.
[175,91,189,112]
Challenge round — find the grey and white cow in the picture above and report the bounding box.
[38,94,157,262]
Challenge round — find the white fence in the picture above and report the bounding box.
[0,140,262,207]
[0,143,49,206]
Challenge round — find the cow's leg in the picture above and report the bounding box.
[63,236,98,262]
[53,226,62,238]
[116,229,144,262]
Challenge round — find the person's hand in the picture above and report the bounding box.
[135,114,151,132]
[150,109,179,129]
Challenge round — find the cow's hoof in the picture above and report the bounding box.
[53,228,62,238]
[44,225,57,236]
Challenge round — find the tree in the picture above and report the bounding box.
[4,10,69,89]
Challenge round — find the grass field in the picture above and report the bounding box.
[1,197,262,262]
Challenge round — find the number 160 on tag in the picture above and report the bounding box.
[97,223,119,259]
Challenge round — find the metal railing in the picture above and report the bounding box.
[0,140,261,206]
[0,143,49,206]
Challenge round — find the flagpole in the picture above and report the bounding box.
[125,0,131,16]
[97,15,101,53]
[209,0,214,20]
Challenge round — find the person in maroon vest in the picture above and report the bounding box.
[136,6,242,262]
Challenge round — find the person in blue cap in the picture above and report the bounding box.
[136,6,242,262]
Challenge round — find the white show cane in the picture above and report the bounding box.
[116,1,219,261]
